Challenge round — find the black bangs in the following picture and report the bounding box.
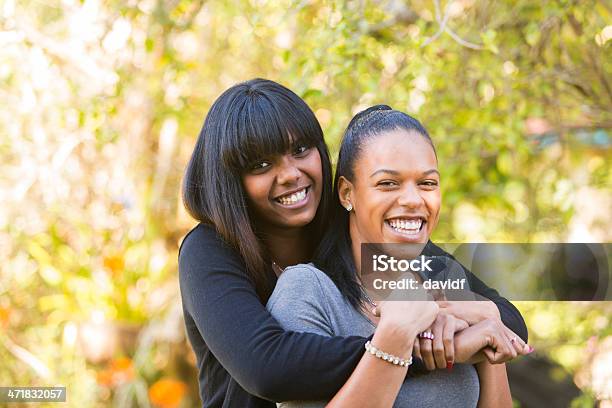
[183,78,331,303]
[220,84,323,173]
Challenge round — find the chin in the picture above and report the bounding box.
[284,215,315,229]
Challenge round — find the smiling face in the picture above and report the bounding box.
[242,143,323,231]
[339,129,440,245]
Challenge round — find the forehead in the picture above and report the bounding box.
[356,129,437,176]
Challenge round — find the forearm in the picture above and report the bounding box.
[328,322,417,408]
[475,361,512,408]
[462,350,487,364]
[452,326,487,364]
[438,300,499,325]
[246,332,368,400]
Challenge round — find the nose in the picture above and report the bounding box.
[276,156,301,185]
[397,183,423,209]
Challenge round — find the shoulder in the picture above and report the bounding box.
[424,240,451,257]
[267,264,338,335]
[268,263,340,307]
[179,223,241,261]
[425,241,470,273]
[277,263,337,292]
[178,223,245,282]
[179,223,228,255]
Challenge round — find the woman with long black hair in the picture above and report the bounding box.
[180,80,438,407]
[267,105,531,407]
[180,81,528,407]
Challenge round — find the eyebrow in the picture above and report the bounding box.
[369,169,440,178]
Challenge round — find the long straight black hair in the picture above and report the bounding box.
[313,105,436,310]
[183,79,334,302]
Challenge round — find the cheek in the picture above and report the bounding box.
[308,152,323,186]
[355,190,388,236]
[242,176,269,205]
[426,192,442,220]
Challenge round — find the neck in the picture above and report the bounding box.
[259,224,313,268]
[349,215,363,276]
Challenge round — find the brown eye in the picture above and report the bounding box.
[377,180,398,187]
[250,161,271,171]
[293,145,310,156]
[420,180,438,188]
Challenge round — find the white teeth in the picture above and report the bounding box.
[277,188,307,205]
[388,219,423,235]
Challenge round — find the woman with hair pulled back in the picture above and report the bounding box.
[267,105,531,407]
[180,81,441,407]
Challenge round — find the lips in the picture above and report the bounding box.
[274,186,310,206]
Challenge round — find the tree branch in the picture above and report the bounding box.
[422,0,484,50]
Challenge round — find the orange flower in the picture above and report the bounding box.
[103,254,125,276]
[0,307,10,328]
[96,357,135,388]
[96,369,114,387]
[148,378,187,408]
[110,357,135,383]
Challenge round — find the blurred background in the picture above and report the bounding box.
[1,0,610,407]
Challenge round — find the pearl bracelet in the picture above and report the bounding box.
[365,341,413,367]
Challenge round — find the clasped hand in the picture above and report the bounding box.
[413,305,531,371]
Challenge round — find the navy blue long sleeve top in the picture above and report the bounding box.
[179,224,370,407]
[178,224,528,407]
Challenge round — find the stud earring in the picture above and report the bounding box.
[345,203,353,212]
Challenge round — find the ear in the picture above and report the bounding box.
[338,176,354,210]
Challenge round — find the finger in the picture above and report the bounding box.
[455,318,469,332]
[420,338,435,371]
[374,300,386,316]
[430,288,446,301]
[503,332,518,360]
[436,300,450,308]
[432,320,446,369]
[507,333,525,356]
[495,331,517,362]
[442,319,455,369]
[413,338,422,361]
[504,327,529,355]
[483,347,500,364]
[485,333,507,364]
[506,327,525,348]
[372,306,379,317]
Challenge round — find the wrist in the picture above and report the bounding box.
[487,300,501,319]
[377,317,419,341]
[365,341,413,367]
[484,302,501,320]
[471,301,500,324]
[373,319,418,357]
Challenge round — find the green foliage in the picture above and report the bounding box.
[0,0,610,406]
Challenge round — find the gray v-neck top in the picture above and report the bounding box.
[266,264,479,408]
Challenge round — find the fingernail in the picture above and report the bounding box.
[446,361,454,371]
[528,346,535,353]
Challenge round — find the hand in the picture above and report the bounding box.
[413,313,469,370]
[377,300,439,340]
[436,299,500,326]
[454,318,532,364]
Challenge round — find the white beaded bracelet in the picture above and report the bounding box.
[365,341,413,367]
